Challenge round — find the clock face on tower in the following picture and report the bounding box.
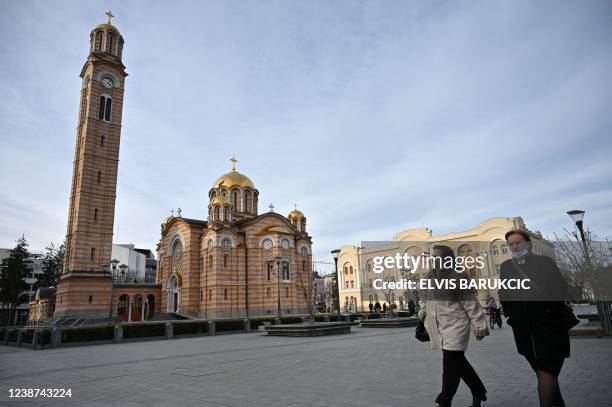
[101,77,114,88]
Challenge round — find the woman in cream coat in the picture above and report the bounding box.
[418,245,490,407]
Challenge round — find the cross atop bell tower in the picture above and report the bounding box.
[55,14,129,317]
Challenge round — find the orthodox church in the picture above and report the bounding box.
[156,158,313,319]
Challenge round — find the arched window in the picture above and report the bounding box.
[224,289,228,300]
[244,191,251,212]
[285,287,289,298]
[172,242,183,274]
[221,238,232,250]
[266,287,271,298]
[214,206,220,221]
[131,294,142,322]
[100,135,105,146]
[231,190,238,208]
[223,254,229,268]
[107,33,114,53]
[299,246,308,256]
[90,247,95,261]
[267,263,273,280]
[117,294,129,321]
[94,208,98,222]
[224,206,230,221]
[98,95,112,122]
[97,171,102,183]
[145,295,155,320]
[492,246,499,255]
[207,255,213,270]
[349,266,353,274]
[282,263,290,281]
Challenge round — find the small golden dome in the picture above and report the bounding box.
[288,204,305,218]
[94,23,121,34]
[210,195,231,206]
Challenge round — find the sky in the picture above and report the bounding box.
[1,0,611,273]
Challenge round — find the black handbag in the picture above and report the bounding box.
[415,319,430,342]
[561,304,580,331]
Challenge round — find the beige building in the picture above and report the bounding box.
[337,217,553,311]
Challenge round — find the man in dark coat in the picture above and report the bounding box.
[499,229,570,407]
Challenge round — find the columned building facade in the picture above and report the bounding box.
[338,217,554,312]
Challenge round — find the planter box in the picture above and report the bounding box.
[264,322,355,337]
[359,317,419,328]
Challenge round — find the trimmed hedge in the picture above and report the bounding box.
[215,319,245,332]
[123,322,165,339]
[173,320,209,336]
[62,325,114,343]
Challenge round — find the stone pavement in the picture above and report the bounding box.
[0,325,611,406]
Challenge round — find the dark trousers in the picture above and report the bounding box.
[436,349,487,405]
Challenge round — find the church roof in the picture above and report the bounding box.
[213,169,255,190]
[181,217,207,226]
[211,157,256,190]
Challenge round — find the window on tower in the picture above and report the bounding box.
[98,95,112,122]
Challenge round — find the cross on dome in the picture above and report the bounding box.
[105,10,114,24]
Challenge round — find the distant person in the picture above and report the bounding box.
[418,245,489,407]
[382,303,387,314]
[408,299,416,316]
[374,301,381,313]
[369,302,374,314]
[499,230,570,407]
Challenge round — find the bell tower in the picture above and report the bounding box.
[55,12,128,317]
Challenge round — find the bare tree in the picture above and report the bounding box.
[554,228,612,334]
[297,267,317,323]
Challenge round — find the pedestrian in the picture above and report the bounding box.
[418,245,489,407]
[374,300,381,314]
[408,299,416,316]
[382,302,387,314]
[498,230,570,407]
[369,302,374,314]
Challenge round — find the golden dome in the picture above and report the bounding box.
[212,157,255,189]
[210,195,231,206]
[213,170,255,189]
[288,204,305,218]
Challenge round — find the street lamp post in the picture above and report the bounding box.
[111,259,120,282]
[566,210,612,335]
[331,249,341,319]
[270,256,286,323]
[119,264,128,283]
[567,210,590,262]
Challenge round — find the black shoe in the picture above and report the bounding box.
[471,394,487,407]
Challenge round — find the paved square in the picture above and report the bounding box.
[1,326,611,406]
